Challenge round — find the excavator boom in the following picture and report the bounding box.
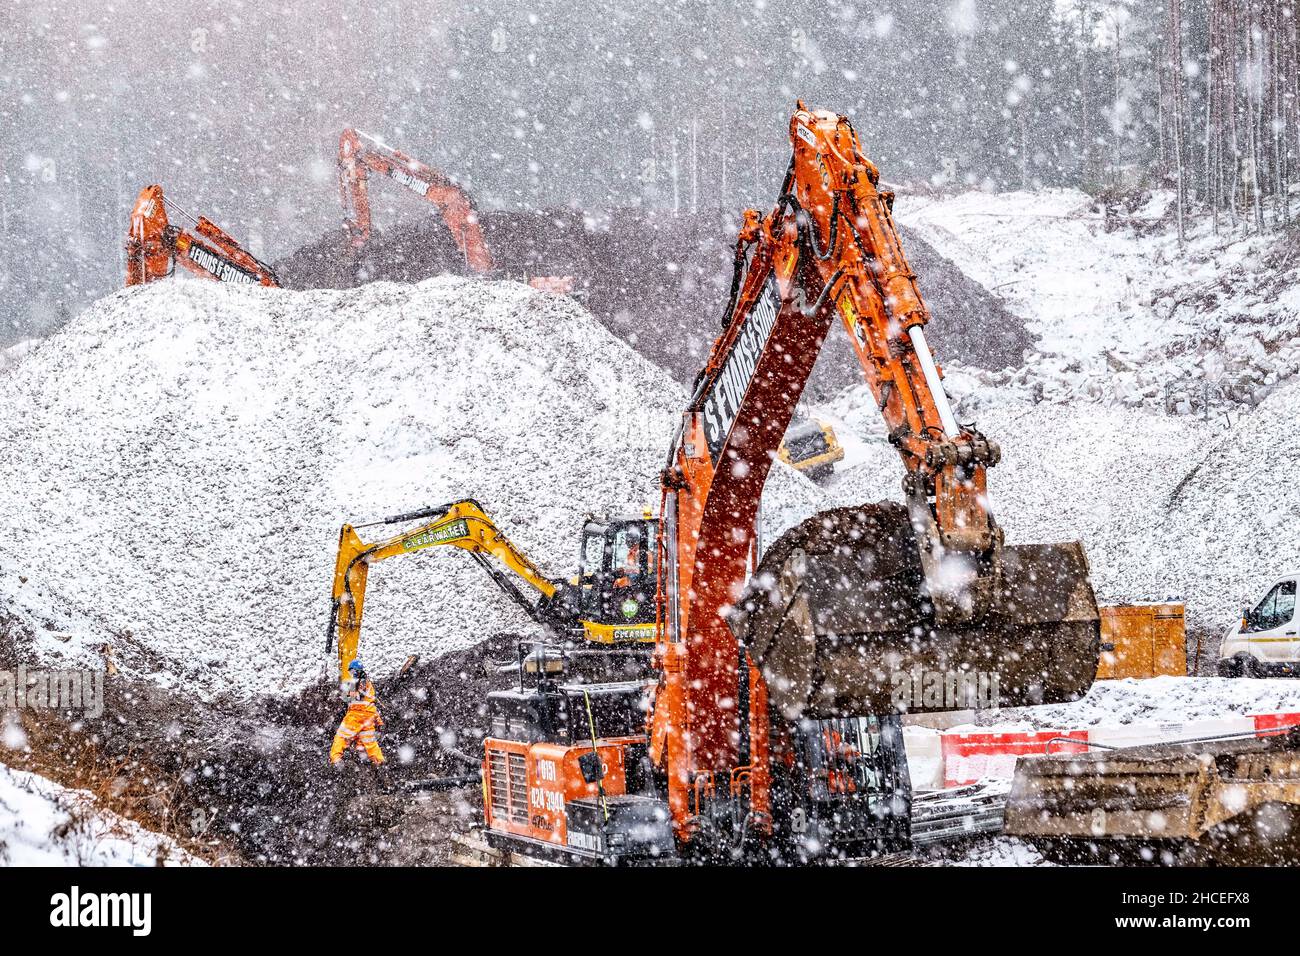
[652,104,1099,846]
[124,185,279,288]
[326,499,560,683]
[337,128,493,272]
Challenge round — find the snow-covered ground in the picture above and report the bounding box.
[904,676,1300,786]
[0,276,818,698]
[816,188,1300,639]
[982,675,1300,732]
[896,188,1300,414]
[946,838,1051,867]
[0,760,200,866]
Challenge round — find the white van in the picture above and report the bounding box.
[1219,574,1300,677]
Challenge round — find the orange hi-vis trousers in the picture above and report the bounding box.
[330,702,385,765]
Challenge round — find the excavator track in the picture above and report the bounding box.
[731,502,1101,721]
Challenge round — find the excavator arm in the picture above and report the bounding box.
[652,104,1099,842]
[124,185,279,288]
[325,499,560,683]
[337,128,493,272]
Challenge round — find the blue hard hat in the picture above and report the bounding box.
[348,659,365,676]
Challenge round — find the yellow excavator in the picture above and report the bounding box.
[324,499,657,683]
[779,417,844,483]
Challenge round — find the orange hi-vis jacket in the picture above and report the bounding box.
[330,677,385,765]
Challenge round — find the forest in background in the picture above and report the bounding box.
[0,0,1297,342]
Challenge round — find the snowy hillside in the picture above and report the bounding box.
[0,760,200,866]
[821,395,1258,634]
[0,276,819,698]
[897,189,1300,415]
[822,368,1300,639]
[799,188,1300,639]
[4,191,1299,697]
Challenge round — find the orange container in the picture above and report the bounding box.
[1096,603,1186,679]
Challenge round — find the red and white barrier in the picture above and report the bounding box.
[1253,712,1300,736]
[932,712,1300,789]
[940,730,1088,788]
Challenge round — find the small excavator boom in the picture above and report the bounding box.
[324,499,658,684]
[124,185,279,288]
[336,128,576,292]
[337,128,493,272]
[325,499,560,683]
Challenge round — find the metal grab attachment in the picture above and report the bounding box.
[730,502,1101,721]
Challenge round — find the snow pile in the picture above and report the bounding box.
[277,209,1031,401]
[819,376,1300,636]
[947,838,1050,867]
[985,675,1300,731]
[0,274,816,697]
[896,188,1300,415]
[822,395,1212,610]
[0,760,200,866]
[1155,380,1300,621]
[0,277,665,695]
[0,277,820,698]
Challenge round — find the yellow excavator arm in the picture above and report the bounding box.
[325,499,560,683]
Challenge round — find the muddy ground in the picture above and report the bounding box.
[0,618,530,865]
[275,207,1032,403]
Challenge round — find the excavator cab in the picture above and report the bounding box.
[575,517,658,643]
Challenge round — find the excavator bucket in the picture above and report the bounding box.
[731,502,1100,720]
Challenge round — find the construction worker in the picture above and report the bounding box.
[613,527,642,589]
[330,659,386,767]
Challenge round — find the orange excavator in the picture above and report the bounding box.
[338,128,493,271]
[124,185,279,288]
[481,105,1101,864]
[337,128,575,293]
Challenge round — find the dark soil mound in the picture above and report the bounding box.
[275,207,1032,402]
[0,625,531,865]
